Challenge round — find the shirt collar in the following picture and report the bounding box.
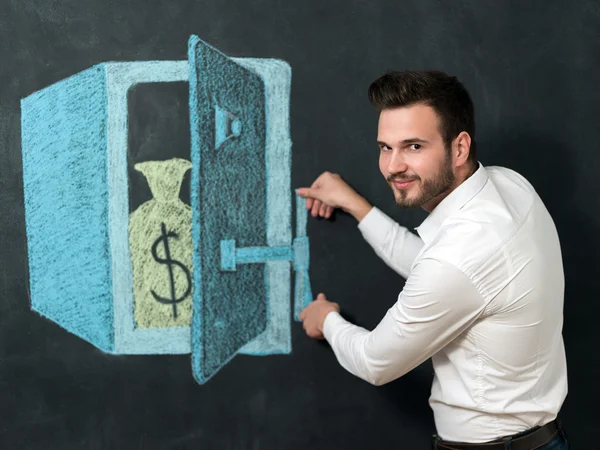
[415,162,489,245]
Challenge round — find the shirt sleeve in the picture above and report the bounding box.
[357,207,425,279]
[322,257,486,386]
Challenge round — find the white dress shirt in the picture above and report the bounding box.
[322,164,568,442]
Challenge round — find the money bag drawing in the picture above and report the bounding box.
[129,158,194,329]
[20,35,312,384]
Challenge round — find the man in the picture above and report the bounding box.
[297,71,569,449]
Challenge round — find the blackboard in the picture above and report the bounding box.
[2,0,599,448]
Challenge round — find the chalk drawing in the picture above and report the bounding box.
[129,158,193,329]
[20,34,312,384]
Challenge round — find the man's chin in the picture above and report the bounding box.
[393,192,422,208]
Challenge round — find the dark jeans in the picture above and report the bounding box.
[536,431,569,450]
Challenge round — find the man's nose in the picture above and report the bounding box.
[388,150,408,174]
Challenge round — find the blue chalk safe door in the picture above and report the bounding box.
[188,36,312,383]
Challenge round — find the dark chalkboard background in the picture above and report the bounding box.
[128,82,192,212]
[2,0,599,448]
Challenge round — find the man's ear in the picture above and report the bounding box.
[453,131,472,167]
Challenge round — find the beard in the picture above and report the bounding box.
[387,151,455,208]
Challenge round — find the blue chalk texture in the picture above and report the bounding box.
[20,34,312,385]
[21,65,115,352]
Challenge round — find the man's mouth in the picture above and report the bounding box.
[391,179,416,189]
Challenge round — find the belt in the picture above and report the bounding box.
[432,419,559,450]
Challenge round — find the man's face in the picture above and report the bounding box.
[377,104,455,210]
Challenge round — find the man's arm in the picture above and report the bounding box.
[322,258,485,386]
[357,207,424,279]
[297,172,424,278]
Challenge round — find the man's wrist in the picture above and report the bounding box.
[344,195,373,222]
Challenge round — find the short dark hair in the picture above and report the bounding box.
[368,70,477,164]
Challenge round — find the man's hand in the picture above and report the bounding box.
[297,171,372,221]
[299,293,340,340]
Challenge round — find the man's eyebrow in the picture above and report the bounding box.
[376,138,430,146]
[402,138,430,144]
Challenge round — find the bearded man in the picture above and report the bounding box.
[297,71,570,449]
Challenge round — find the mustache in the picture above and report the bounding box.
[387,174,420,183]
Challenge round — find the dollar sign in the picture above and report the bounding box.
[150,222,192,319]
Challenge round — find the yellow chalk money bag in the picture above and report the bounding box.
[128,158,194,328]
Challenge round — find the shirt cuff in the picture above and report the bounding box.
[322,311,347,343]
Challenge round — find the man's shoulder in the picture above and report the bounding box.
[418,216,505,275]
[483,165,538,200]
[472,164,538,226]
[420,166,539,273]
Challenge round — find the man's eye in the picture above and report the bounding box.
[409,144,422,150]
[379,145,391,151]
